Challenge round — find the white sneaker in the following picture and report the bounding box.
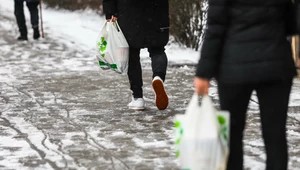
[152,76,169,110]
[128,98,145,111]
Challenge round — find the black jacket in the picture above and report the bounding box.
[103,0,169,48]
[24,0,40,3]
[196,0,297,83]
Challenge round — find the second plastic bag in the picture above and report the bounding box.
[96,21,129,74]
[174,94,230,170]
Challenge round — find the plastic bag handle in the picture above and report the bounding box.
[113,21,122,32]
[192,93,211,105]
[102,21,108,30]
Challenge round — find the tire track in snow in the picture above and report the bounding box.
[0,112,60,170]
[6,83,131,170]
[2,84,72,169]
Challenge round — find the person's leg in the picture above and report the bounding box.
[14,0,27,39]
[127,47,143,98]
[148,47,168,81]
[218,82,254,170]
[148,47,168,110]
[26,1,40,39]
[26,1,39,28]
[256,80,292,170]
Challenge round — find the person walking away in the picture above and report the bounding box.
[14,0,40,41]
[103,0,170,111]
[194,0,298,169]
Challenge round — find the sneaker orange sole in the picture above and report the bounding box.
[152,79,169,110]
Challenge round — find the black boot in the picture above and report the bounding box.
[33,28,40,40]
[17,36,28,41]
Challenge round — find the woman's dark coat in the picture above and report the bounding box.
[103,0,169,48]
[24,0,40,2]
[196,0,298,83]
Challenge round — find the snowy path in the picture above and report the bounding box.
[1,6,300,170]
[0,12,189,169]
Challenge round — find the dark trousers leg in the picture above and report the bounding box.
[218,83,254,170]
[14,0,27,37]
[128,47,143,98]
[148,47,168,81]
[26,2,39,29]
[256,80,292,170]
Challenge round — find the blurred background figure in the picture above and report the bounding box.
[14,0,40,41]
[194,0,298,169]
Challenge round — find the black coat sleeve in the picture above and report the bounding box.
[103,0,118,20]
[195,0,228,79]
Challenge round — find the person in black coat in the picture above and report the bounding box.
[103,0,169,110]
[14,0,40,41]
[194,0,298,169]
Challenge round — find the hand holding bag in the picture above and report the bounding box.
[96,21,129,74]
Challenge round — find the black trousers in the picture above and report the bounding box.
[14,0,39,37]
[128,47,168,98]
[218,80,292,170]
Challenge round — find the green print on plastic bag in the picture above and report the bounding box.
[98,37,107,56]
[174,120,183,158]
[218,115,228,141]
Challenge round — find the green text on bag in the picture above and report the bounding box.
[98,61,118,69]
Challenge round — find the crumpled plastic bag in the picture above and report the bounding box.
[174,94,230,170]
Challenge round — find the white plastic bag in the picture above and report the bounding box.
[174,94,230,170]
[96,21,129,74]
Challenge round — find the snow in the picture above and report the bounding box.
[133,137,168,148]
[1,1,300,169]
[0,0,200,65]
